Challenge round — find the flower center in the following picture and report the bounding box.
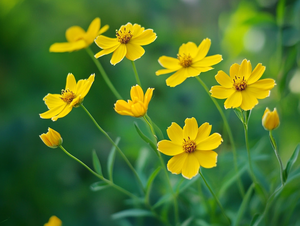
[178,54,193,68]
[61,89,76,104]
[182,137,196,153]
[233,76,247,91]
[116,27,132,44]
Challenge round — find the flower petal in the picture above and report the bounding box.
[194,38,211,61]
[167,152,188,174]
[156,68,180,76]
[246,86,270,99]
[158,56,181,70]
[66,26,85,42]
[94,35,119,49]
[193,55,222,67]
[186,66,202,77]
[224,91,242,109]
[157,140,184,156]
[94,44,120,58]
[182,153,200,179]
[194,150,218,168]
[195,122,212,144]
[131,23,144,37]
[65,73,77,92]
[125,42,145,61]
[248,79,276,90]
[85,17,100,44]
[167,122,183,145]
[144,88,154,107]
[52,105,73,121]
[239,90,258,111]
[215,70,232,88]
[210,86,235,99]
[196,133,222,151]
[42,94,64,109]
[166,68,188,87]
[40,104,66,119]
[247,63,266,85]
[131,29,157,45]
[131,102,146,117]
[229,63,240,80]
[179,42,198,58]
[111,44,127,65]
[183,117,198,140]
[98,24,109,35]
[130,84,144,101]
[76,74,95,98]
[238,59,251,79]
[114,100,134,117]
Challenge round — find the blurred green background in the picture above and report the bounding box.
[1,0,300,225]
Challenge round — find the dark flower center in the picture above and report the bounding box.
[61,89,76,104]
[183,137,196,153]
[233,76,247,91]
[116,27,132,44]
[178,54,193,68]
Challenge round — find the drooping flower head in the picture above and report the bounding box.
[114,84,154,117]
[210,59,276,111]
[157,117,222,179]
[44,216,62,226]
[155,39,223,87]
[40,128,63,148]
[40,73,95,121]
[50,17,109,52]
[262,107,280,131]
[94,22,157,65]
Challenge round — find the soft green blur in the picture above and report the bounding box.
[0,0,300,225]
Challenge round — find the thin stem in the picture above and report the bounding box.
[199,170,231,225]
[269,130,285,186]
[59,145,139,200]
[131,61,142,87]
[142,115,157,141]
[80,104,145,194]
[86,47,122,100]
[195,76,245,197]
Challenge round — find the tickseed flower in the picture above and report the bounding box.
[114,84,154,117]
[210,59,276,111]
[94,22,157,65]
[40,128,63,148]
[40,73,95,121]
[262,107,280,131]
[49,17,109,52]
[155,39,223,87]
[44,215,62,226]
[157,117,222,179]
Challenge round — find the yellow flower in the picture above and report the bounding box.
[210,59,276,111]
[262,107,280,131]
[40,128,63,148]
[155,39,223,87]
[157,118,222,179]
[40,73,95,121]
[94,22,157,65]
[50,17,109,52]
[114,84,154,117]
[44,216,62,226]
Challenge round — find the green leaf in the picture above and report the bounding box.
[111,209,154,220]
[276,0,286,27]
[152,120,164,141]
[250,213,260,226]
[134,122,158,154]
[233,108,244,124]
[107,137,121,181]
[284,144,300,182]
[181,217,193,226]
[233,183,255,226]
[90,181,109,192]
[244,109,252,124]
[153,193,172,209]
[92,150,102,176]
[145,167,161,200]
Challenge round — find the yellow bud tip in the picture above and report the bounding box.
[262,107,280,131]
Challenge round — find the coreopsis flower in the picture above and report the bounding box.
[262,107,280,131]
[114,84,154,117]
[210,59,276,111]
[44,216,62,226]
[50,17,109,52]
[155,39,223,87]
[157,117,222,179]
[40,128,63,149]
[94,22,157,65]
[40,73,95,121]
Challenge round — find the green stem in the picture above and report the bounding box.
[80,103,145,194]
[59,145,139,200]
[131,61,142,87]
[269,131,285,186]
[142,115,157,141]
[86,47,122,100]
[195,76,245,197]
[199,170,231,225]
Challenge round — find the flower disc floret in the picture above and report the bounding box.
[157,117,223,179]
[40,73,94,121]
[210,59,276,111]
[156,39,223,87]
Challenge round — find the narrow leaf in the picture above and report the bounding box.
[90,181,109,192]
[153,193,172,209]
[111,209,154,220]
[145,167,161,201]
[134,122,158,153]
[233,183,255,226]
[107,137,121,181]
[181,217,194,226]
[92,150,102,176]
[233,108,244,124]
[284,144,300,181]
[250,214,260,226]
[152,120,164,140]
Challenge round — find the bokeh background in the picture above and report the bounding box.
[1,0,300,225]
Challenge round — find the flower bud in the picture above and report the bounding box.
[44,215,62,226]
[262,108,280,131]
[40,128,63,148]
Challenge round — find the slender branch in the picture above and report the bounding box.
[131,61,142,87]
